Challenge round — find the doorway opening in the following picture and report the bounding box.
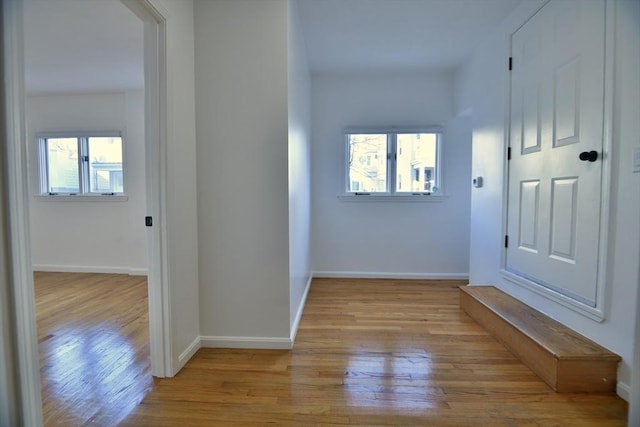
[4,0,171,424]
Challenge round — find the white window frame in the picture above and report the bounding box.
[340,127,445,202]
[36,131,126,198]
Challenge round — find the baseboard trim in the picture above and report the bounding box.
[127,268,149,276]
[33,264,148,276]
[290,274,313,345]
[312,271,469,280]
[177,336,201,373]
[617,381,630,402]
[200,335,292,350]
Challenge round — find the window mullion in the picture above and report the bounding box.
[388,133,396,194]
[39,138,49,193]
[79,137,89,194]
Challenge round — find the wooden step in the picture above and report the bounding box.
[459,285,620,393]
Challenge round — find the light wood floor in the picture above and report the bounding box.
[37,274,628,426]
[35,272,153,426]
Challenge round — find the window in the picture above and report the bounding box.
[345,129,442,196]
[38,133,124,196]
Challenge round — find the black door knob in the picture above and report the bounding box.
[579,150,598,162]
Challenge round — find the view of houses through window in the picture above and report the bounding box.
[39,134,124,195]
[347,131,439,195]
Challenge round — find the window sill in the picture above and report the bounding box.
[34,194,129,202]
[338,193,447,202]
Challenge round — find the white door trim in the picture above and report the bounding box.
[2,1,43,424]
[500,0,615,321]
[122,0,173,379]
[2,0,173,423]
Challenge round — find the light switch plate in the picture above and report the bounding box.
[634,147,640,173]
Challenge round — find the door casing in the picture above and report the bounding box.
[3,0,173,425]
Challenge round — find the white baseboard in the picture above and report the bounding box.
[312,271,469,280]
[127,268,149,276]
[290,274,313,344]
[617,381,630,402]
[197,273,312,353]
[33,264,148,276]
[200,335,292,350]
[177,336,201,373]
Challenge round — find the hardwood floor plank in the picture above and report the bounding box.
[38,275,627,425]
[123,278,626,425]
[35,272,153,427]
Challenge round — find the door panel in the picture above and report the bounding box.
[549,177,578,262]
[518,180,540,252]
[506,0,605,306]
[554,58,580,146]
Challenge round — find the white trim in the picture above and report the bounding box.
[290,274,313,344]
[338,194,447,202]
[501,270,605,322]
[34,194,129,202]
[3,3,172,424]
[36,133,126,196]
[617,381,631,402]
[3,0,44,424]
[32,265,148,276]
[200,336,293,350]
[177,336,201,372]
[128,268,148,276]
[344,125,445,134]
[501,0,613,320]
[36,130,123,139]
[596,0,616,315]
[313,271,469,280]
[121,0,173,378]
[343,126,445,197]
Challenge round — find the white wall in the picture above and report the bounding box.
[194,0,291,344]
[287,0,312,333]
[456,0,640,401]
[311,72,471,278]
[616,0,640,418]
[26,92,147,274]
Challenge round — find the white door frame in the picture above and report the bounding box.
[122,0,173,379]
[2,1,43,424]
[2,0,172,424]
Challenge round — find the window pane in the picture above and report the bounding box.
[396,133,437,192]
[46,138,80,193]
[88,136,124,193]
[347,134,388,192]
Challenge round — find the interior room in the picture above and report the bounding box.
[1,0,638,425]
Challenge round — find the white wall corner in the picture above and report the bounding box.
[200,336,293,350]
[290,274,313,344]
[176,336,201,373]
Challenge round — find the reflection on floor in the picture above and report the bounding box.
[35,272,152,426]
[122,278,627,426]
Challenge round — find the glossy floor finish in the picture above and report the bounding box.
[122,278,627,426]
[35,272,153,426]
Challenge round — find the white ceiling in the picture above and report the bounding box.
[23,0,522,94]
[23,0,144,94]
[296,0,523,74]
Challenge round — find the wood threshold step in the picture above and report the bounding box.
[459,285,620,393]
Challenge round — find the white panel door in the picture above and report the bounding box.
[506,0,606,306]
